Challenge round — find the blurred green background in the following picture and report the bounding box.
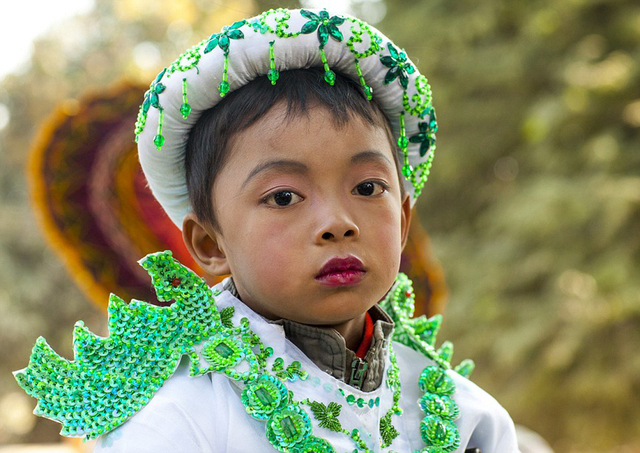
[0,0,638,451]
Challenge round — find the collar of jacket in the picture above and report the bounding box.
[222,277,394,392]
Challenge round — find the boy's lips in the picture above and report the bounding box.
[315,256,366,287]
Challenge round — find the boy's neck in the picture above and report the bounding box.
[222,277,368,350]
[326,313,367,351]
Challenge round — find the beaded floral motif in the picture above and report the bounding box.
[380,42,415,89]
[16,252,472,452]
[134,69,167,148]
[300,10,345,47]
[409,107,438,157]
[133,8,438,198]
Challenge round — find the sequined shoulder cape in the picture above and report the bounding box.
[14,250,472,441]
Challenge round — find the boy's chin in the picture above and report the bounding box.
[289,306,372,328]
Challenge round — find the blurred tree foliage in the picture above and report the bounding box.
[379,0,640,451]
[0,0,638,450]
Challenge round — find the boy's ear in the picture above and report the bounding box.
[400,193,412,250]
[182,212,231,276]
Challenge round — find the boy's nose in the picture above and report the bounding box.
[315,217,360,243]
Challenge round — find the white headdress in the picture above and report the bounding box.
[136,8,438,228]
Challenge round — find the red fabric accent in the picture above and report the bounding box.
[355,312,374,359]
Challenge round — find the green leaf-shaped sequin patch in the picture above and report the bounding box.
[299,9,345,48]
[308,401,343,433]
[380,42,415,90]
[14,251,221,440]
[204,20,246,54]
[409,106,438,157]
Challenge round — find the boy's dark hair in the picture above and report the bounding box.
[185,67,402,231]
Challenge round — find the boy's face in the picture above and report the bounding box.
[185,102,411,327]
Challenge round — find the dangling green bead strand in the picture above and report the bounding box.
[354,58,372,100]
[219,53,230,97]
[319,48,335,86]
[268,40,279,85]
[398,112,411,178]
[180,78,192,119]
[154,108,165,150]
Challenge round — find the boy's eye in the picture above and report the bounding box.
[264,190,303,207]
[353,181,387,197]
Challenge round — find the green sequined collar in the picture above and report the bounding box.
[15,251,474,451]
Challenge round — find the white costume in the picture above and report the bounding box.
[94,279,519,453]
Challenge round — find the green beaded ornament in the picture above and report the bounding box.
[266,404,313,451]
[299,9,345,48]
[180,78,192,119]
[242,374,289,420]
[268,40,279,85]
[202,333,245,371]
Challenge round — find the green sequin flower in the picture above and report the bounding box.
[204,20,246,54]
[202,333,245,371]
[409,107,438,157]
[300,9,345,47]
[420,415,460,450]
[418,366,455,396]
[308,401,342,432]
[134,68,167,143]
[242,374,289,420]
[266,404,312,451]
[143,69,167,112]
[419,393,459,420]
[380,42,415,89]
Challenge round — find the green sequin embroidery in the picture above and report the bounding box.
[339,388,380,409]
[409,106,437,157]
[345,19,382,59]
[204,20,246,54]
[308,401,343,432]
[134,68,166,144]
[380,42,415,90]
[300,9,345,48]
[168,41,204,75]
[266,404,312,451]
[202,333,245,371]
[203,20,246,97]
[403,74,432,116]
[180,78,191,119]
[242,374,289,420]
[16,252,468,451]
[14,251,220,440]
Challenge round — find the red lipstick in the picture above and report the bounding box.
[315,256,365,287]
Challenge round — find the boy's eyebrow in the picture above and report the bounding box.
[350,150,393,166]
[243,151,392,187]
[243,159,309,187]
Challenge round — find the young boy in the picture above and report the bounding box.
[15,8,519,452]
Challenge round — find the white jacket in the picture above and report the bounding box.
[94,282,519,453]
